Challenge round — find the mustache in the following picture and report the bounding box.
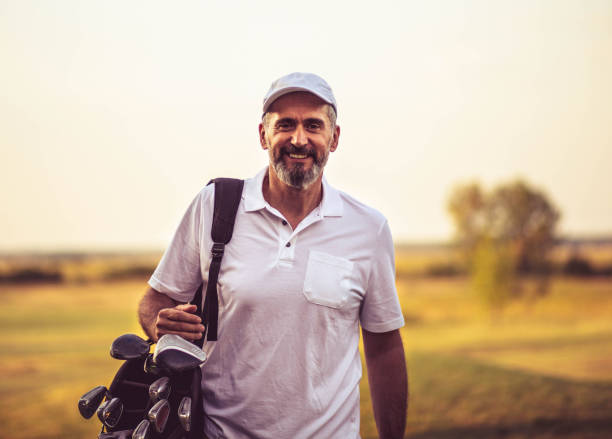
[279,145,315,157]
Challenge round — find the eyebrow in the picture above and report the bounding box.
[274,118,296,127]
[304,117,325,126]
[274,117,326,127]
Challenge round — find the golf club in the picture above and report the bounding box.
[132,419,152,439]
[143,353,162,376]
[78,385,108,419]
[148,376,171,403]
[96,400,109,422]
[178,396,192,432]
[110,334,151,360]
[97,397,124,429]
[147,399,170,434]
[98,429,132,439]
[153,334,207,374]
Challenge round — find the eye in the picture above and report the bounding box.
[306,120,323,131]
[275,120,294,131]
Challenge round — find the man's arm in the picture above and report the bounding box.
[138,287,205,342]
[362,328,408,439]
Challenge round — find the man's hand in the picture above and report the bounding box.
[138,287,204,342]
[155,303,205,341]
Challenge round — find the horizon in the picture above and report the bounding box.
[2,233,612,257]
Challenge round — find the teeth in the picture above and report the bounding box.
[289,154,307,159]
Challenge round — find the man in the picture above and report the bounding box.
[139,72,408,438]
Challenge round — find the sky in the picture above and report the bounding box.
[1,0,611,251]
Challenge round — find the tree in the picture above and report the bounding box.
[448,180,560,308]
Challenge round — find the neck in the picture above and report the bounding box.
[262,166,323,229]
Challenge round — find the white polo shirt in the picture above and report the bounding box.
[149,168,404,439]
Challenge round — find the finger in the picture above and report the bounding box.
[175,303,198,313]
[155,320,204,341]
[159,307,202,323]
[157,318,205,334]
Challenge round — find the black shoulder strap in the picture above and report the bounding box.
[192,178,244,347]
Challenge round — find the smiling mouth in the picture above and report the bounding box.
[288,153,308,159]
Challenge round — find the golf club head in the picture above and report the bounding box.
[96,400,109,423]
[132,419,152,439]
[143,353,162,376]
[78,385,108,419]
[153,334,207,374]
[178,396,192,432]
[98,429,132,439]
[147,398,170,434]
[148,376,171,403]
[110,334,150,360]
[97,397,123,429]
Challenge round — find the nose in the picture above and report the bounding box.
[291,124,308,147]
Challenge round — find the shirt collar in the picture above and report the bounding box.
[243,167,268,212]
[243,167,343,217]
[320,174,343,217]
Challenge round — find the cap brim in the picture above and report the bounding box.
[263,87,336,114]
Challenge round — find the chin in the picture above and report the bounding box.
[275,163,322,190]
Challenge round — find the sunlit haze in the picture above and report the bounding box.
[1,1,611,251]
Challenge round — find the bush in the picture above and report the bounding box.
[0,268,63,284]
[424,262,465,277]
[563,255,594,276]
[102,265,155,281]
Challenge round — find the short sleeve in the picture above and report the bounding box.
[359,220,405,333]
[148,191,206,303]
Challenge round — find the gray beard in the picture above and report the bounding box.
[269,145,329,190]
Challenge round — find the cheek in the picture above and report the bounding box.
[267,142,282,160]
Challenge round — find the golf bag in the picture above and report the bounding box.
[80,178,244,439]
[102,353,204,438]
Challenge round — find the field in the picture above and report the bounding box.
[362,277,612,438]
[0,255,611,438]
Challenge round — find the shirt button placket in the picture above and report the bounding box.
[284,237,296,260]
[279,217,295,264]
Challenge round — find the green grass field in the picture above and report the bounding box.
[0,276,611,438]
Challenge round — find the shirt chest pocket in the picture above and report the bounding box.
[303,250,354,309]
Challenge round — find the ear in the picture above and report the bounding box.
[258,123,268,150]
[329,125,340,152]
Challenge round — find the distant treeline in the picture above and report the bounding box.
[562,254,612,277]
[398,255,612,279]
[0,241,611,284]
[0,251,160,285]
[394,238,612,280]
[0,265,156,284]
[0,268,64,284]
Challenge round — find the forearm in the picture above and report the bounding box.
[138,287,178,342]
[363,329,408,439]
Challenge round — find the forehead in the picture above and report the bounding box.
[266,92,329,118]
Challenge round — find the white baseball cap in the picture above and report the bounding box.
[262,72,337,115]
